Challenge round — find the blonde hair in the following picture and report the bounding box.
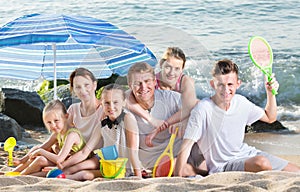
[159,47,186,69]
[43,100,67,115]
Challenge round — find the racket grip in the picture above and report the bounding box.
[271,88,278,95]
[267,75,278,96]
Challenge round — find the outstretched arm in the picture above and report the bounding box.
[58,126,102,169]
[146,76,198,145]
[174,139,195,176]
[31,132,81,164]
[12,134,57,172]
[259,74,279,123]
[125,90,165,128]
[125,113,142,177]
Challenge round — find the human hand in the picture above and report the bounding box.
[145,129,159,147]
[42,166,57,172]
[149,117,165,130]
[29,149,42,159]
[12,157,22,166]
[169,121,187,138]
[265,73,279,94]
[57,161,64,170]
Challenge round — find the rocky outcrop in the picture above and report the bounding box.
[1,88,45,128]
[246,120,289,133]
[0,113,22,142]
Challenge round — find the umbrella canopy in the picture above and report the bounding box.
[0,13,157,98]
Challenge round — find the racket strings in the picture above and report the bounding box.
[251,39,272,67]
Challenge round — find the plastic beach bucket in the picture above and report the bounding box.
[100,158,128,179]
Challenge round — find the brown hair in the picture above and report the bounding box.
[69,67,97,92]
[159,47,186,69]
[211,59,239,77]
[102,83,126,100]
[127,62,155,85]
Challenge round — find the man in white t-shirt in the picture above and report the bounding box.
[175,59,300,175]
[127,62,200,175]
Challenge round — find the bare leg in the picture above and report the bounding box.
[66,170,102,181]
[21,156,55,175]
[12,160,32,173]
[282,162,300,173]
[63,156,99,175]
[31,171,48,177]
[174,157,207,177]
[244,156,272,172]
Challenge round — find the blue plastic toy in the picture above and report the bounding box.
[46,168,65,178]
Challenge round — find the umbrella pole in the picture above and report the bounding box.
[52,43,57,100]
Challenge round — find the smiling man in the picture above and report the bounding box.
[126,62,183,170]
[175,59,300,176]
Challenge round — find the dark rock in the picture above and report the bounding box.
[0,113,22,141]
[40,84,80,109]
[246,120,289,133]
[2,88,45,128]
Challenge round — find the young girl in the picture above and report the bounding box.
[12,100,87,176]
[127,47,198,147]
[100,83,141,177]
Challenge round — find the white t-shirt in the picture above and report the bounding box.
[101,109,129,159]
[68,103,103,150]
[184,94,264,174]
[133,89,182,169]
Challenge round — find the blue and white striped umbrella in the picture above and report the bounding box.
[0,13,157,98]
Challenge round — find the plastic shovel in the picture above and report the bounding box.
[4,137,16,167]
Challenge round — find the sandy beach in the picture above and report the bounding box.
[0,131,299,192]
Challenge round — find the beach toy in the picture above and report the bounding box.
[100,158,128,179]
[100,145,118,160]
[153,127,178,177]
[46,168,66,178]
[4,137,17,167]
[248,36,277,95]
[4,171,20,176]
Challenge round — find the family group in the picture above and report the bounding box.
[12,47,300,181]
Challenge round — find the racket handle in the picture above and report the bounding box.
[267,76,278,96]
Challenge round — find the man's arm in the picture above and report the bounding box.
[174,139,195,176]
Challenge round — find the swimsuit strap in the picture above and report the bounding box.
[176,73,185,92]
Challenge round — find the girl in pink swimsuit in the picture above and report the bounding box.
[127,47,198,147]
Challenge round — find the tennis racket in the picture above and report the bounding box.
[152,127,178,178]
[248,36,278,95]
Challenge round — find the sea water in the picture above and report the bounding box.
[0,0,299,134]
